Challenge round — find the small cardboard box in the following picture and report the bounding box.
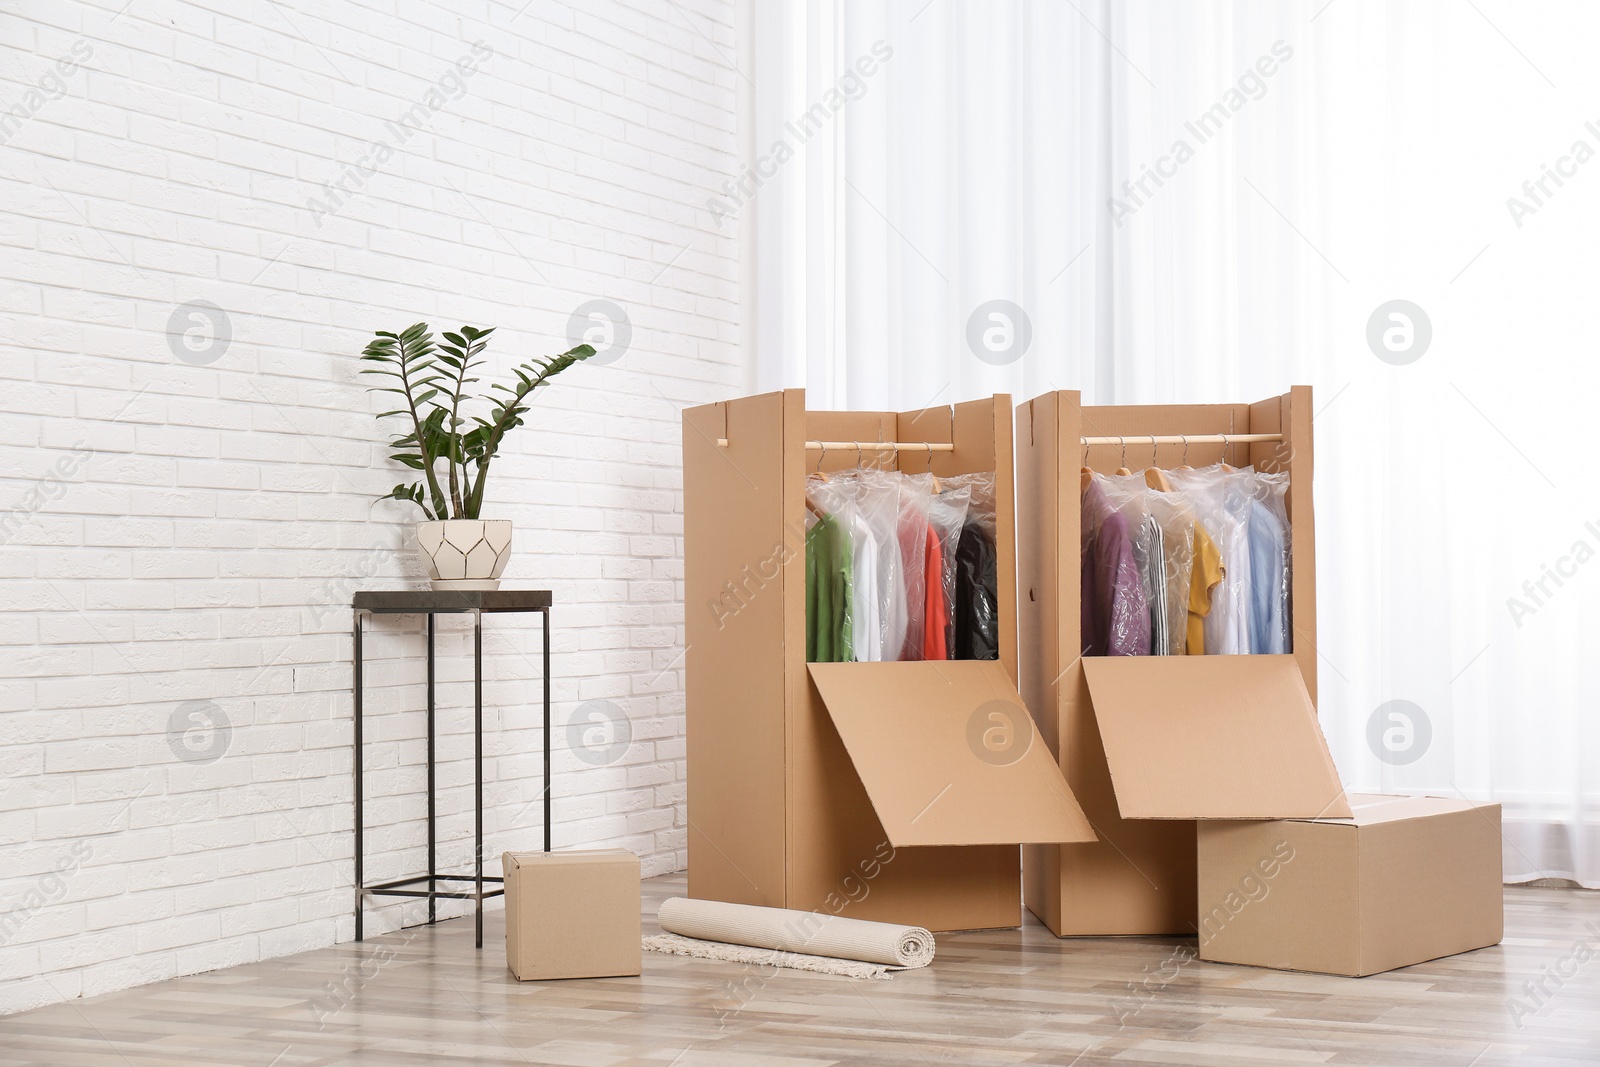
[503,849,641,981]
[1196,794,1505,976]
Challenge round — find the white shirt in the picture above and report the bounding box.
[848,515,882,661]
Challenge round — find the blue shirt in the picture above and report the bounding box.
[1247,501,1288,654]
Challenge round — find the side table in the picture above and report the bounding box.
[352,589,552,948]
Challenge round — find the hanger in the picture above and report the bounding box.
[1144,434,1174,492]
[926,445,943,494]
[805,443,829,516]
[1114,435,1133,477]
[1220,418,1236,472]
[1080,437,1094,492]
[1175,433,1194,472]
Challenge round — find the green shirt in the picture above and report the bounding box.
[806,513,854,662]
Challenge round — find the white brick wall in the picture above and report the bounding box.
[0,0,739,1014]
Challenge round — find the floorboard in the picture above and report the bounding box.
[2,877,1597,1066]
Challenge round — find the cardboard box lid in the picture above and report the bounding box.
[1081,656,1351,820]
[806,661,1096,848]
[1286,792,1483,827]
[504,848,640,870]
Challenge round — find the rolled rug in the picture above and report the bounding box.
[656,897,935,969]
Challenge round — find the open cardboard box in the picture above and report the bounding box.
[1017,387,1503,974]
[1018,387,1325,936]
[683,391,1095,933]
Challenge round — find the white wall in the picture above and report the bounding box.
[0,0,739,1013]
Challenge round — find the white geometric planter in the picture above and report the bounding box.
[415,519,513,591]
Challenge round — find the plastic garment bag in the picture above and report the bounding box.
[1081,474,1151,656]
[941,472,1000,660]
[804,474,854,662]
[853,469,914,661]
[916,475,971,661]
[893,475,931,661]
[807,470,909,662]
[1102,474,1196,655]
[1166,465,1250,654]
[1242,469,1291,653]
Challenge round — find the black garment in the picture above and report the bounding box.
[952,520,999,660]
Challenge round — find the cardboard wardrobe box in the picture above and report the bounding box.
[503,849,641,981]
[1196,794,1505,976]
[683,391,1096,933]
[1017,387,1348,937]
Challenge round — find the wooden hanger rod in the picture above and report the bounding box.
[715,439,956,451]
[1079,433,1282,446]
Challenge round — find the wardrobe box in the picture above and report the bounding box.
[1196,794,1505,976]
[503,849,641,981]
[683,391,1096,933]
[1017,387,1349,937]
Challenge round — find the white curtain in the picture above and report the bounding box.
[746,0,1600,886]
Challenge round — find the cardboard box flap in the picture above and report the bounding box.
[806,661,1097,848]
[505,849,638,870]
[1081,656,1351,820]
[1292,793,1480,827]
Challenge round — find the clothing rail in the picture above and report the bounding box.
[714,439,957,451]
[1079,433,1282,446]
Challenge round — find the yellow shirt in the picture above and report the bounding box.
[1185,522,1223,655]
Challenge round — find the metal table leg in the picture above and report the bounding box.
[543,606,552,853]
[426,613,436,926]
[474,608,484,949]
[353,611,364,942]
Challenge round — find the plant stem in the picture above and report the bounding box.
[446,354,469,520]
[397,338,447,519]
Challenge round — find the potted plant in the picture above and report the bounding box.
[360,323,594,589]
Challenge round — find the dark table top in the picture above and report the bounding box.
[353,590,553,614]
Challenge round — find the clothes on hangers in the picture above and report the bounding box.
[1165,464,1248,655]
[952,519,999,660]
[1084,463,1289,658]
[922,526,948,660]
[1247,499,1287,654]
[923,477,972,660]
[1135,515,1169,655]
[1210,509,1251,655]
[1081,478,1150,656]
[804,468,993,663]
[941,472,999,661]
[846,511,882,661]
[1185,520,1223,656]
[896,497,929,661]
[805,511,853,662]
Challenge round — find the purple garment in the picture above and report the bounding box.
[1081,480,1152,657]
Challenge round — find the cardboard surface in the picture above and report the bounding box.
[683,393,791,907]
[1082,656,1350,821]
[503,849,641,981]
[807,661,1096,848]
[1196,794,1504,976]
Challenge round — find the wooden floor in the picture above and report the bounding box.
[3,875,1598,1066]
